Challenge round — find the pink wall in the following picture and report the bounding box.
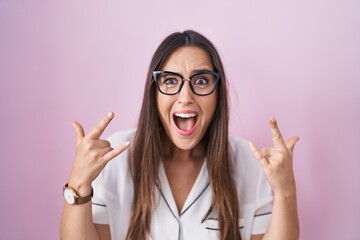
[0,1,359,239]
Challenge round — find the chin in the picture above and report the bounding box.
[170,129,206,151]
[172,138,198,150]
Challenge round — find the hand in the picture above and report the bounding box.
[249,117,299,198]
[68,112,130,195]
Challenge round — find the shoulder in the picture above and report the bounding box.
[104,129,136,171]
[229,136,251,154]
[95,129,136,187]
[228,136,258,169]
[92,130,136,209]
[228,136,269,201]
[107,128,136,146]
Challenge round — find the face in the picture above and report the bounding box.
[156,46,218,151]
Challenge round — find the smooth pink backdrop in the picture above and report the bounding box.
[0,1,359,239]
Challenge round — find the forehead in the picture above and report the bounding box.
[161,46,214,72]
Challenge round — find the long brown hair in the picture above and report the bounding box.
[126,30,241,240]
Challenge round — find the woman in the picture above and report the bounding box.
[60,30,300,240]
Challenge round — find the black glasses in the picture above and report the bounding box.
[152,70,220,96]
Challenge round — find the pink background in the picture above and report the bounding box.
[0,0,359,239]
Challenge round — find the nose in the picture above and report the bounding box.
[178,79,194,104]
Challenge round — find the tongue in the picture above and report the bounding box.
[176,117,196,131]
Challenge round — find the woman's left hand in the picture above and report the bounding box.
[249,117,299,197]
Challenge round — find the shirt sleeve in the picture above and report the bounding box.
[252,201,272,234]
[229,136,273,238]
[252,168,273,235]
[91,129,135,225]
[92,170,110,224]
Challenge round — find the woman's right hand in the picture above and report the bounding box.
[67,112,130,196]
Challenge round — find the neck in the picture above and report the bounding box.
[162,138,206,163]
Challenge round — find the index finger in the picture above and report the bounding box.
[71,121,85,143]
[269,117,286,147]
[87,112,114,139]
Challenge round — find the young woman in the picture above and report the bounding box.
[60,30,300,240]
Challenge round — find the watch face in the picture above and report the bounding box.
[64,188,76,204]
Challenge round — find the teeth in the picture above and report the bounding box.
[175,113,197,118]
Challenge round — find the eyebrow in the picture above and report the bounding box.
[192,69,214,73]
[161,69,215,75]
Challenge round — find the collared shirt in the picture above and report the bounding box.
[92,130,273,240]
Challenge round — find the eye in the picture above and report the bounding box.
[163,77,178,85]
[193,76,210,86]
[194,78,208,85]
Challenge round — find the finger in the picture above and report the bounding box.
[249,142,269,169]
[261,147,274,158]
[92,139,111,148]
[87,112,114,140]
[269,117,286,148]
[286,136,300,155]
[71,121,85,143]
[97,147,114,158]
[101,141,130,163]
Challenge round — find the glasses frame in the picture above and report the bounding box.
[152,70,221,96]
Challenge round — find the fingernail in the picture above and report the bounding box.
[107,112,114,118]
[123,141,130,147]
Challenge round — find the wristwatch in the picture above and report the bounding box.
[63,183,93,205]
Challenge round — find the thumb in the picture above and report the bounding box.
[71,121,85,143]
[286,136,299,155]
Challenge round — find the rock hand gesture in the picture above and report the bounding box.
[68,112,130,198]
[249,117,300,239]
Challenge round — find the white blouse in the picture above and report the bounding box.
[92,129,273,240]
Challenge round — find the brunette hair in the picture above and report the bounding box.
[126,30,241,240]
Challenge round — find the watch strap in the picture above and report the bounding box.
[64,183,93,205]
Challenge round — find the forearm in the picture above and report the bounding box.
[262,190,300,240]
[60,201,99,240]
[61,113,126,240]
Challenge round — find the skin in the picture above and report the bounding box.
[60,112,129,240]
[156,46,218,212]
[60,116,299,240]
[249,118,300,239]
[156,46,218,152]
[60,47,299,240]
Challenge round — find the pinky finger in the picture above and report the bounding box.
[101,141,130,163]
[249,142,269,169]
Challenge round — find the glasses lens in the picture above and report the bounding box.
[156,72,182,95]
[190,73,218,95]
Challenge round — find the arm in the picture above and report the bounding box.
[60,112,129,240]
[61,202,111,240]
[60,201,99,240]
[95,224,111,240]
[249,117,300,240]
[264,190,299,239]
[251,235,264,240]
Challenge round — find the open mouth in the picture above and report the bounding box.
[173,112,198,135]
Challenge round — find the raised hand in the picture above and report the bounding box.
[249,117,299,197]
[68,112,130,196]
